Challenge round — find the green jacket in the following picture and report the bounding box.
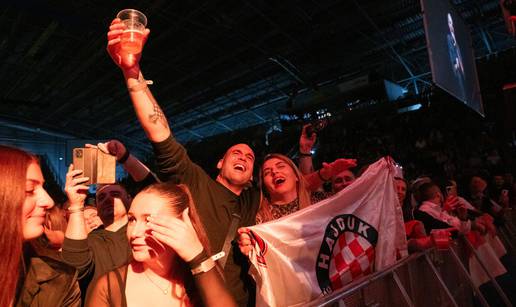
[16,256,81,307]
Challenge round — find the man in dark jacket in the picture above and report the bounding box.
[107,19,260,306]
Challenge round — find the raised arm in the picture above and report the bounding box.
[92,140,157,182]
[62,164,95,278]
[298,124,316,175]
[304,158,357,192]
[63,164,89,240]
[107,18,170,142]
[107,19,209,186]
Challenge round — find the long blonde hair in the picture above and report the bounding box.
[257,153,311,223]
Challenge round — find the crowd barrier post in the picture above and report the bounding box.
[498,225,516,254]
[447,244,490,307]
[460,235,513,307]
[392,271,415,307]
[423,253,459,307]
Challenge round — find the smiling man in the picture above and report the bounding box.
[107,19,260,305]
[216,144,256,193]
[147,129,260,307]
[137,122,260,306]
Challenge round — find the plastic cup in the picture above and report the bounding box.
[116,9,147,54]
[431,229,450,250]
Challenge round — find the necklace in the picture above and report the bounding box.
[143,270,171,295]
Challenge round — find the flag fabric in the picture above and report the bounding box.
[247,157,407,307]
[467,233,507,287]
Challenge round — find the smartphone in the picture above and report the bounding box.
[73,148,116,185]
[305,118,329,137]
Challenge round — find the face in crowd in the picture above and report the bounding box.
[84,206,102,233]
[127,183,206,264]
[470,176,487,195]
[332,170,356,193]
[217,144,255,188]
[43,206,67,249]
[446,180,458,197]
[23,162,55,240]
[261,155,300,203]
[128,191,174,263]
[395,178,407,205]
[493,175,504,189]
[96,184,131,226]
[426,184,444,206]
[0,146,56,307]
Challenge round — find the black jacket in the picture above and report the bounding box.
[17,255,81,307]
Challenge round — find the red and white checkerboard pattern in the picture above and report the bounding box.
[329,232,375,290]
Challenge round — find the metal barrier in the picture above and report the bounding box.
[498,209,516,255]
[308,231,516,307]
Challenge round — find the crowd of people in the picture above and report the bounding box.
[1,16,515,307]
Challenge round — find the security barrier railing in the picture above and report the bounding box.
[309,226,516,307]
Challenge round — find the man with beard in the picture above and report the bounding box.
[107,18,260,306]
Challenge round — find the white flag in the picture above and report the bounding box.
[247,157,407,307]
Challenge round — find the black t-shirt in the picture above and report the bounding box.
[152,136,260,306]
[62,224,132,300]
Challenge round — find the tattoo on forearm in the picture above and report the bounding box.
[148,101,168,128]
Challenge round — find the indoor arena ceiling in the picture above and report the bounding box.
[0,0,514,152]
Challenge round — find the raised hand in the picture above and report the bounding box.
[411,220,427,238]
[299,124,316,154]
[472,220,487,235]
[87,140,127,161]
[477,214,497,236]
[64,164,90,207]
[146,208,204,262]
[318,158,357,180]
[442,195,459,212]
[107,18,150,70]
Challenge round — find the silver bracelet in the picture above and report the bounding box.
[67,206,85,214]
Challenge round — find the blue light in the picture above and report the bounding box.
[397,103,422,114]
[407,104,422,111]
